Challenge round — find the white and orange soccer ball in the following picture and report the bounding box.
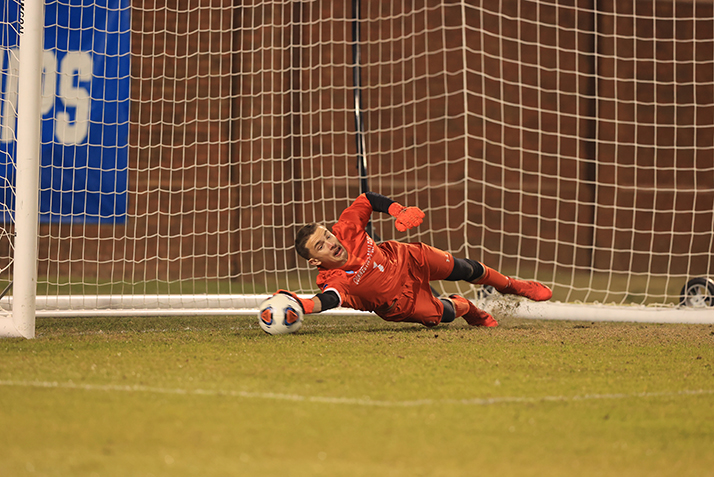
[258,293,304,335]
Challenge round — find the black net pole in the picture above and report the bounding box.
[351,0,374,239]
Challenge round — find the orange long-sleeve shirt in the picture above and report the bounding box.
[316,194,453,325]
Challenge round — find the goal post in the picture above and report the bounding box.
[1,0,44,338]
[1,0,712,338]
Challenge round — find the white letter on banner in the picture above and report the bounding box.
[41,50,57,116]
[56,51,92,145]
[0,49,5,142]
[0,48,20,143]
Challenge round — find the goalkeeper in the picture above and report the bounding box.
[279,192,552,327]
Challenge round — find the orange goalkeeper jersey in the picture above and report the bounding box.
[315,194,454,325]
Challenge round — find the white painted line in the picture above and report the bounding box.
[1,380,711,408]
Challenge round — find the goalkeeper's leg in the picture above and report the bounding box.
[447,258,552,302]
[443,295,498,327]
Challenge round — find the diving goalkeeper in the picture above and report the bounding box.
[277,192,552,327]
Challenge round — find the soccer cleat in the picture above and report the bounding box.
[464,305,498,327]
[450,295,498,327]
[500,279,553,301]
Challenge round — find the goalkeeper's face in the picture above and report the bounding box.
[305,225,348,269]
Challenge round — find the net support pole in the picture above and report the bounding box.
[10,0,45,339]
[351,0,368,191]
[351,0,375,238]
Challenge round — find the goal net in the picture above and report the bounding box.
[1,0,712,336]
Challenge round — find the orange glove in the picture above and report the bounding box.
[274,289,315,314]
[388,203,425,232]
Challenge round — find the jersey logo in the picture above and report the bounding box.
[352,235,374,285]
[373,262,384,273]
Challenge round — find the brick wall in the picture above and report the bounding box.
[34,0,714,283]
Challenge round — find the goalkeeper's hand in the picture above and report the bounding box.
[274,289,315,314]
[388,203,425,232]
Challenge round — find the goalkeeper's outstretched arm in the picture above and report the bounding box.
[364,191,425,231]
[275,289,340,314]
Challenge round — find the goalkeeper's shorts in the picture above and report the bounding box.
[374,242,455,327]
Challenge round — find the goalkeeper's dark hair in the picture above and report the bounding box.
[295,223,319,260]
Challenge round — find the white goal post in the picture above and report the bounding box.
[1,0,713,337]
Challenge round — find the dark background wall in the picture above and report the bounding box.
[35,0,713,289]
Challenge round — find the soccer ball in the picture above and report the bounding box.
[258,293,304,335]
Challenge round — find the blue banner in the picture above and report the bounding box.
[0,0,130,224]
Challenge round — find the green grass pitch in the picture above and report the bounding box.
[1,314,713,477]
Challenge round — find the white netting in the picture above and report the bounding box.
[0,2,18,322]
[0,0,712,322]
